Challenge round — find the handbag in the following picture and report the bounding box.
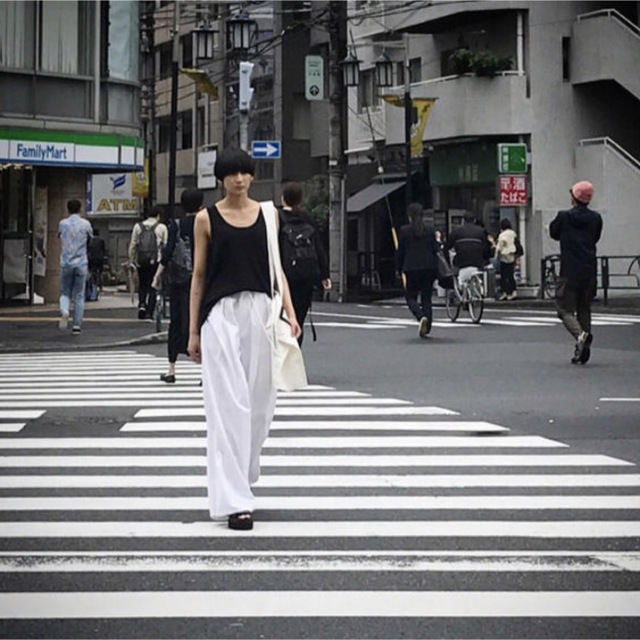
[261,201,308,391]
[436,250,454,289]
[514,236,524,258]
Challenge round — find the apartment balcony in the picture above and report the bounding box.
[572,10,640,101]
[382,72,531,146]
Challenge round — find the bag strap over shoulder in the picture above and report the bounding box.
[260,200,283,295]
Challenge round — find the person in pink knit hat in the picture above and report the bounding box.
[549,181,603,364]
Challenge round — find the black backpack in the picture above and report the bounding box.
[279,212,320,284]
[165,219,193,285]
[137,222,159,267]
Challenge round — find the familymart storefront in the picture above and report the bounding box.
[0,128,143,305]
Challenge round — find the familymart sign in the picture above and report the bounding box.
[0,129,143,169]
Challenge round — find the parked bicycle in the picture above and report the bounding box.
[445,268,485,324]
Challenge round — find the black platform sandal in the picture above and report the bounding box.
[228,512,253,530]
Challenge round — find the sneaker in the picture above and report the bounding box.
[71,326,81,335]
[498,293,508,301]
[138,307,147,320]
[579,333,593,364]
[418,316,429,338]
[572,331,589,364]
[59,311,69,330]
[507,291,517,300]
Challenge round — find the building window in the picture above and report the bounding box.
[157,42,172,80]
[182,34,193,68]
[157,116,171,153]
[357,69,379,112]
[179,110,193,150]
[108,0,139,81]
[197,106,206,147]
[0,1,36,69]
[562,37,570,82]
[409,57,421,83]
[40,0,93,75]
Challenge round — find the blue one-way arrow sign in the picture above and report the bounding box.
[251,140,281,159]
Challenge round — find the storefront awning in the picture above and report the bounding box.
[346,181,405,213]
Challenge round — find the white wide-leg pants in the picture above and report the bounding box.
[201,291,276,518]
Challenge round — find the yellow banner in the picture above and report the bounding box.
[382,96,437,158]
[132,158,149,198]
[181,68,218,98]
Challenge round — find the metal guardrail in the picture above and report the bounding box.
[576,9,640,38]
[540,254,640,305]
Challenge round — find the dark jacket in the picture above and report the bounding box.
[444,222,493,269]
[396,223,439,273]
[549,203,603,281]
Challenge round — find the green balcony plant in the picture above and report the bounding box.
[448,47,475,75]
[449,47,513,78]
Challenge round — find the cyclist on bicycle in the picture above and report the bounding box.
[444,211,494,285]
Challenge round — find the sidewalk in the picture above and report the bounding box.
[0,288,168,354]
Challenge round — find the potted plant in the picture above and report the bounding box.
[448,47,474,75]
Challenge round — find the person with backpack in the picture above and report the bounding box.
[278,181,331,345]
[152,189,203,383]
[129,206,168,319]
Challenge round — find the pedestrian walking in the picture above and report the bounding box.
[130,206,168,320]
[58,199,93,334]
[496,218,518,300]
[549,180,603,364]
[152,191,201,383]
[278,181,331,345]
[86,229,107,302]
[187,148,301,530]
[396,203,440,338]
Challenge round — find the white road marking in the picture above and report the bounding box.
[1,590,638,618]
[1,495,638,511]
[1,473,638,489]
[0,410,44,419]
[0,454,629,468]
[0,435,563,449]
[120,420,509,433]
[600,398,640,402]
[1,520,637,539]
[0,423,25,433]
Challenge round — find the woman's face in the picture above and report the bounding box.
[223,171,253,195]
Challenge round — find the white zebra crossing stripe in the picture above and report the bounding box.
[1,495,638,511]
[0,423,25,432]
[1,520,638,539]
[0,410,44,419]
[1,473,639,489]
[135,406,459,417]
[1,590,638,618]
[120,420,510,433]
[0,435,563,449]
[1,550,638,572]
[0,454,630,468]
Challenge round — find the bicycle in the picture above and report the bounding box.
[445,268,485,324]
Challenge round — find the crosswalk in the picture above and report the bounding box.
[343,307,640,330]
[0,350,639,638]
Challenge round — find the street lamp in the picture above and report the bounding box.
[374,52,393,88]
[194,22,216,61]
[340,50,361,87]
[226,11,258,151]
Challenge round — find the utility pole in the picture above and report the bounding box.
[167,0,180,218]
[403,32,412,213]
[328,1,347,301]
[238,61,254,152]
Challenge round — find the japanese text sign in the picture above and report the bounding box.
[499,175,527,206]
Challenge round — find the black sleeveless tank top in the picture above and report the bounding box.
[198,204,271,328]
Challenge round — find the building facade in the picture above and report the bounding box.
[0,0,144,305]
[345,0,640,291]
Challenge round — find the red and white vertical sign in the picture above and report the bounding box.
[499,175,527,206]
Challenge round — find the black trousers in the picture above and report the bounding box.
[168,283,190,363]
[404,269,438,321]
[500,261,516,295]
[138,263,157,317]
[288,279,314,346]
[555,277,597,339]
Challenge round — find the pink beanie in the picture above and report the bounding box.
[571,181,594,204]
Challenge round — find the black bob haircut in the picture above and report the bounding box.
[214,148,255,181]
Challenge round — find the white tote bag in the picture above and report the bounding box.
[261,201,308,391]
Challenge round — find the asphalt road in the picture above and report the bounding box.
[0,301,639,639]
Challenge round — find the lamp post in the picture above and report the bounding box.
[227,11,257,151]
[167,0,180,220]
